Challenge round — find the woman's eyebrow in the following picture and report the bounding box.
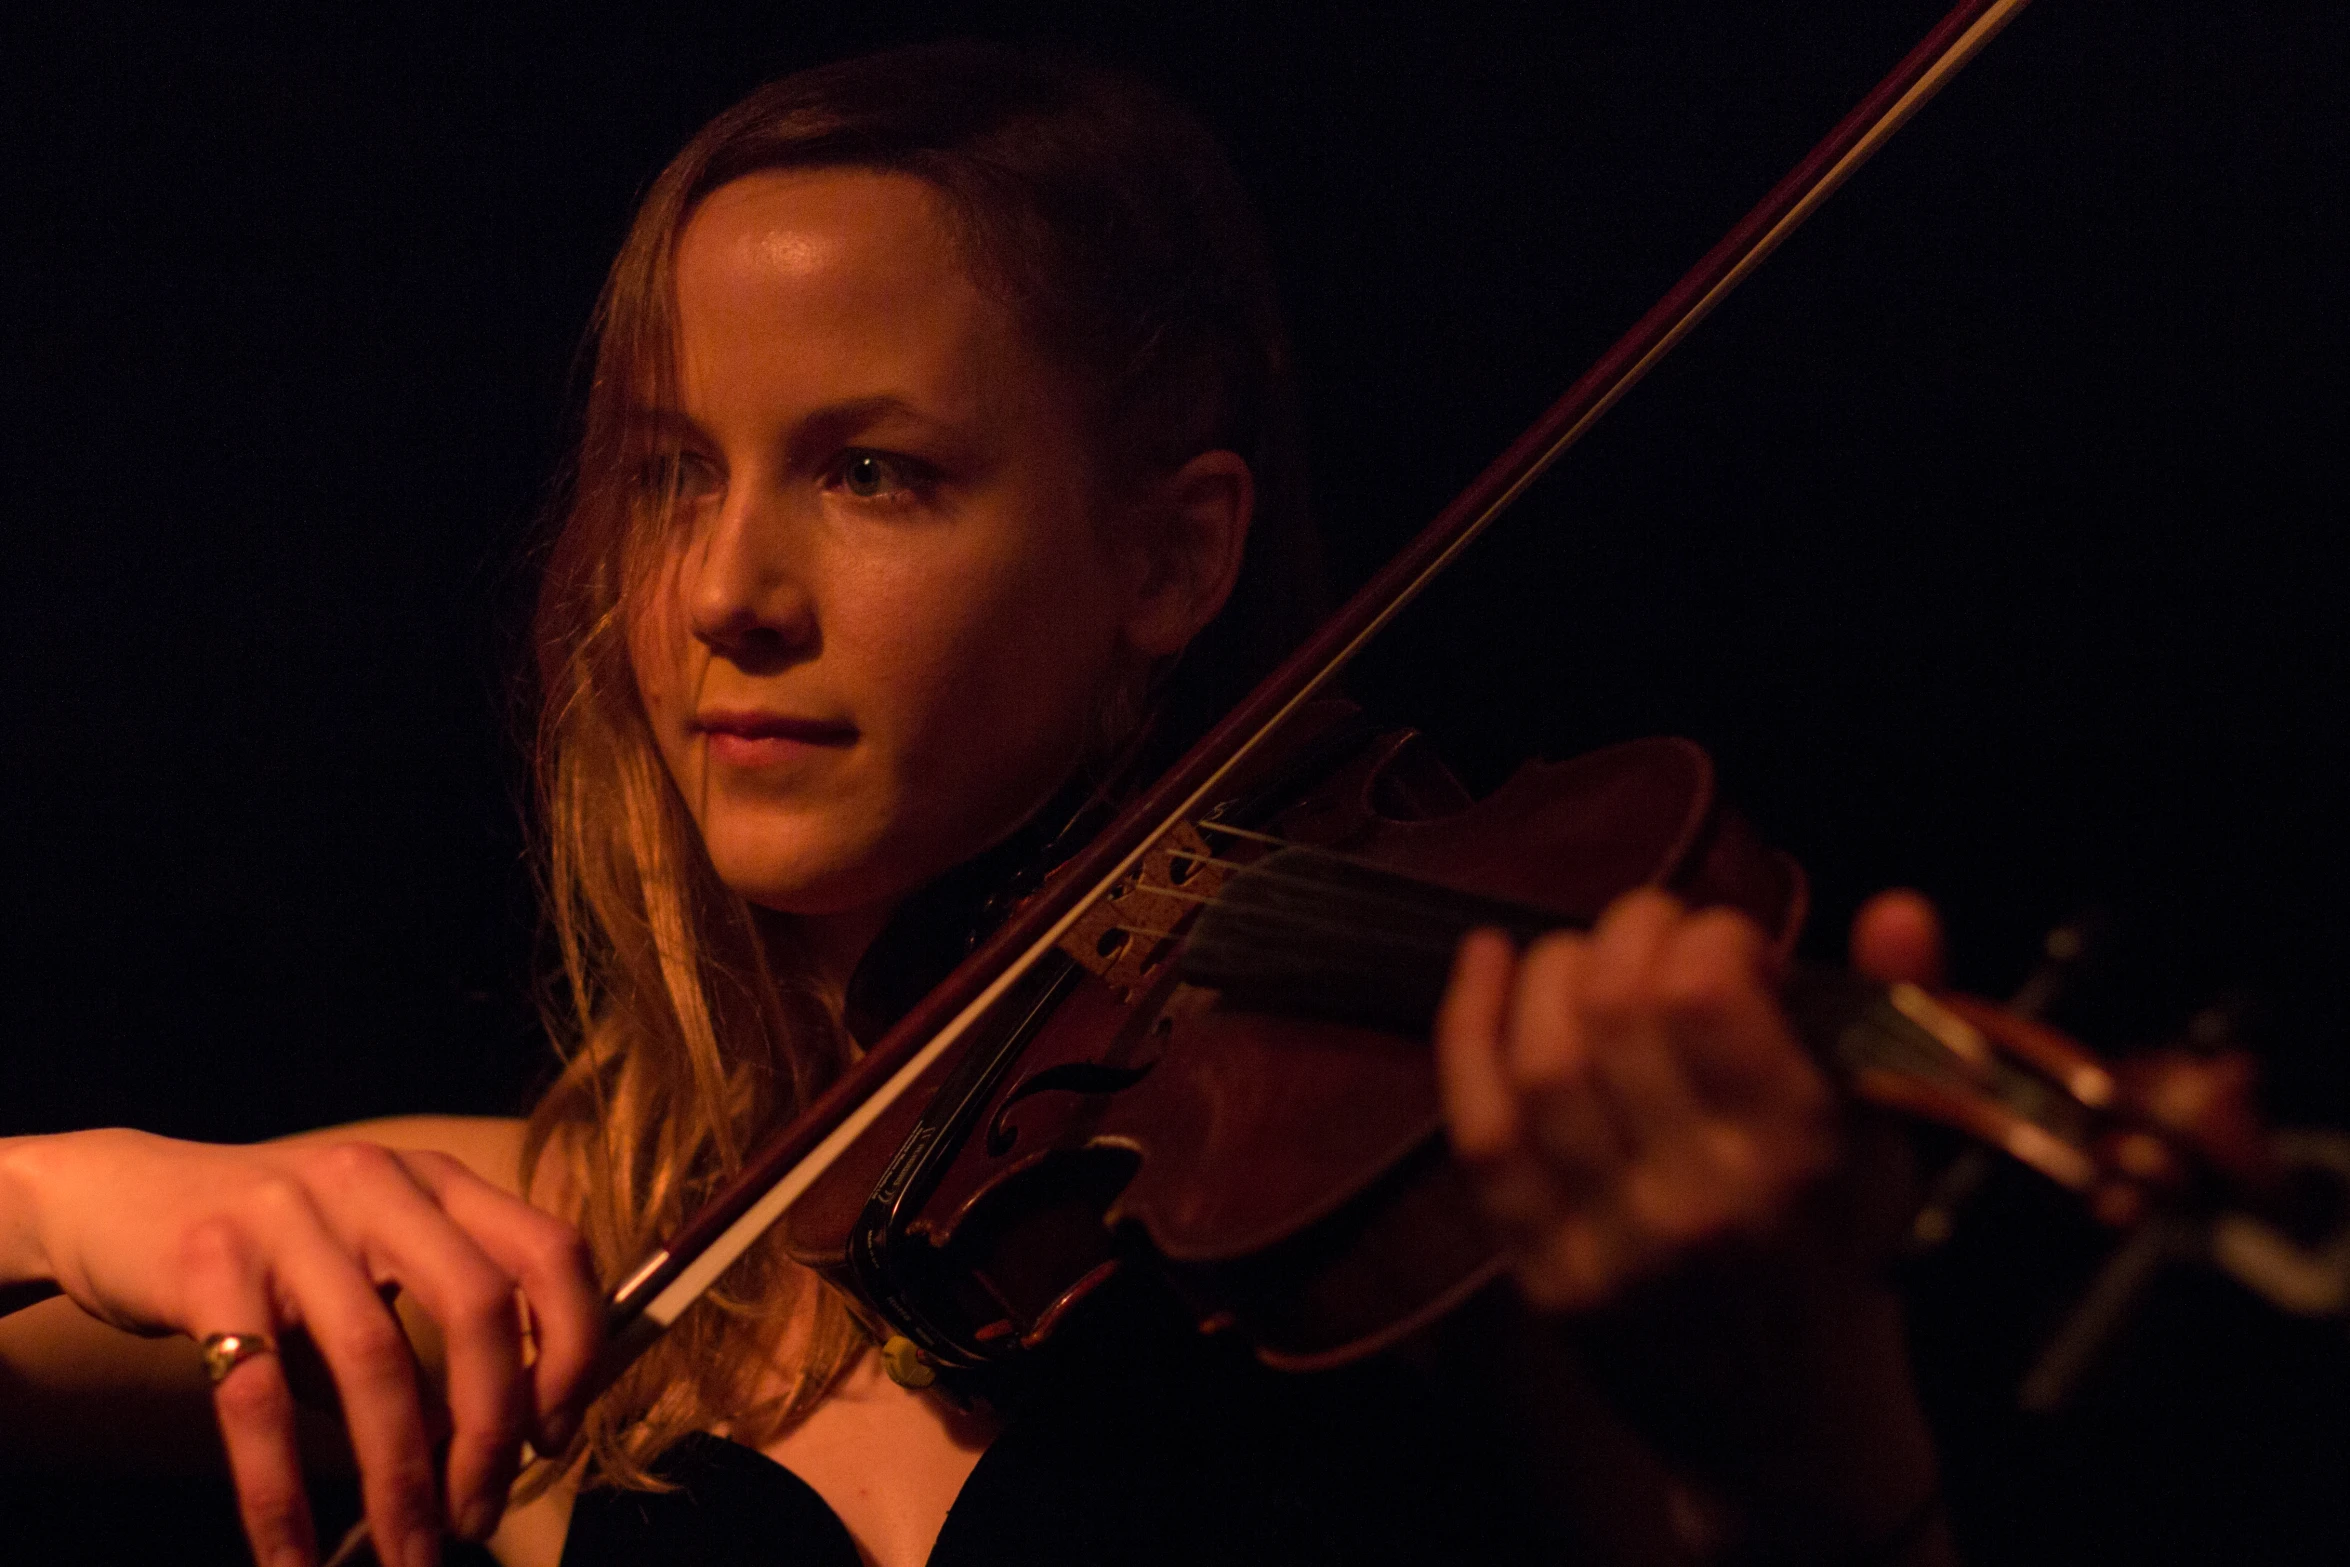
[788,395,972,466]
[625,407,709,444]
[626,396,980,466]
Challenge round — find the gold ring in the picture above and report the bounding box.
[199,1331,276,1385]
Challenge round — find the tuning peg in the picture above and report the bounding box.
[1901,915,2115,1258]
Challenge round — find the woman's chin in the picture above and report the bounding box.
[713,845,915,926]
[703,808,1010,931]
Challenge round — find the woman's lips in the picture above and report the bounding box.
[693,710,857,767]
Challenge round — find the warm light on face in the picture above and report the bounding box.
[625,169,1148,937]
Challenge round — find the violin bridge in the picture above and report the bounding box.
[1060,821,1233,997]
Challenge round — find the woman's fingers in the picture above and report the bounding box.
[1849,887,1945,988]
[296,1144,604,1538]
[298,1145,530,1541]
[182,1223,317,1567]
[402,1151,602,1454]
[189,1181,444,1567]
[267,1201,448,1567]
[1576,888,1679,1027]
[1561,894,1754,1183]
[22,1130,591,1564]
[1437,889,1839,1312]
[1657,911,1834,1153]
[1434,927,1523,1164]
[1504,933,1625,1194]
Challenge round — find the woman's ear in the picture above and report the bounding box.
[1121,449,1254,660]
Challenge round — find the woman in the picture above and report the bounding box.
[0,42,1951,1567]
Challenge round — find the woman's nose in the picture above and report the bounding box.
[686,487,817,668]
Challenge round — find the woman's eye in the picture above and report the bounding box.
[640,450,722,505]
[835,450,921,501]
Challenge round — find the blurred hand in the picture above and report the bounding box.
[2,1129,602,1567]
[1435,887,1944,1311]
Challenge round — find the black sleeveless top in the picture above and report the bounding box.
[560,1300,1543,1567]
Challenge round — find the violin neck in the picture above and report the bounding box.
[1179,842,2099,1188]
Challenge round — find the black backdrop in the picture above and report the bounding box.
[3,2,2344,1562]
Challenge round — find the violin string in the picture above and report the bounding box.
[1105,923,1188,944]
[1149,846,1498,926]
[1115,898,1470,963]
[1126,852,1470,929]
[1094,902,1467,996]
[1086,821,1559,977]
[1105,906,1461,959]
[1140,879,1471,951]
[1172,824,1554,928]
[1185,908,1463,959]
[1201,897,1472,954]
[1191,821,1299,847]
[1185,822,1502,891]
[1226,869,1514,939]
[1128,853,1538,956]
[1156,850,1258,874]
[1182,818,1428,874]
[1128,845,1349,890]
[1159,846,1439,902]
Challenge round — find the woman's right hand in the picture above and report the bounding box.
[0,1127,604,1567]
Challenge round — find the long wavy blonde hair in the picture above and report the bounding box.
[519,41,1320,1487]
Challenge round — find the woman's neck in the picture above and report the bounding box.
[794,905,900,1011]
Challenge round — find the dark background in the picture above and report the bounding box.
[3,1,2344,1562]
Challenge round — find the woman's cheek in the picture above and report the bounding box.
[882,626,1082,838]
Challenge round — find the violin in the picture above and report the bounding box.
[573,0,2350,1408]
[764,709,2345,1393]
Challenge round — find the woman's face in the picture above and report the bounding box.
[628,170,1214,942]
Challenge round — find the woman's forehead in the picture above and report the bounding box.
[683,169,958,281]
[662,167,1081,444]
[669,170,1035,426]
[677,172,982,337]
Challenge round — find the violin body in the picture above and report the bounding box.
[783,713,1809,1375]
